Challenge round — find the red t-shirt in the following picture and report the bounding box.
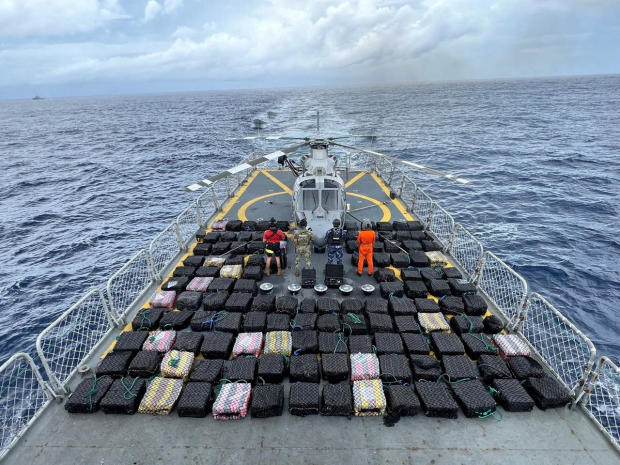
[263,229,285,243]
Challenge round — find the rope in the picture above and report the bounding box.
[202,311,229,331]
[458,312,476,333]
[346,313,362,324]
[169,357,180,368]
[470,333,497,352]
[120,377,139,400]
[476,408,503,421]
[333,331,347,354]
[137,309,153,330]
[81,374,100,412]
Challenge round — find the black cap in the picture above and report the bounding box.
[333,219,341,227]
[298,218,307,227]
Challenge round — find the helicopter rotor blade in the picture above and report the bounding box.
[224,136,309,141]
[185,142,309,192]
[329,141,471,185]
[327,135,401,140]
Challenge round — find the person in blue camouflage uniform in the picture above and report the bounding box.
[324,218,346,265]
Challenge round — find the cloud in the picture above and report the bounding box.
[143,0,161,22]
[163,0,183,14]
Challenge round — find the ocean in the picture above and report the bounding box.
[0,74,618,365]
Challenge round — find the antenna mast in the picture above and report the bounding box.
[316,110,320,136]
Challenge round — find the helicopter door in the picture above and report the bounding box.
[321,188,340,211]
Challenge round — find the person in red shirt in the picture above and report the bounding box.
[262,218,286,276]
[357,219,376,276]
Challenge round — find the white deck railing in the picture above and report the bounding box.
[0,157,617,457]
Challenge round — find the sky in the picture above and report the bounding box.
[0,0,619,98]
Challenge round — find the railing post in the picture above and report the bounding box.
[388,162,395,187]
[210,186,220,211]
[472,251,486,284]
[412,188,418,212]
[225,177,231,198]
[425,204,434,230]
[399,175,405,198]
[195,201,203,228]
[445,224,456,253]
[174,221,185,251]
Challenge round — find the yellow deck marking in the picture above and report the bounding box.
[347,192,391,222]
[345,171,366,188]
[260,170,293,195]
[369,172,414,221]
[212,169,261,222]
[237,191,288,221]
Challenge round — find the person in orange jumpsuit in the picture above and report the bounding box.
[357,219,376,275]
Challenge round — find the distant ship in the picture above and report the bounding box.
[32,95,44,100]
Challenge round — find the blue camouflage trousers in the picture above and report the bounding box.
[327,245,344,265]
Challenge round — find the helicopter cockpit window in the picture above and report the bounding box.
[302,189,319,210]
[321,189,340,211]
[324,179,340,188]
[300,179,316,188]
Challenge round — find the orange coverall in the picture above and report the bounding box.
[357,229,376,275]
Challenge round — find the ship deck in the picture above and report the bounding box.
[5,170,617,465]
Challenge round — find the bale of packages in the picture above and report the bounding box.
[341,313,367,335]
[389,296,416,316]
[251,294,275,312]
[242,311,267,332]
[379,354,412,384]
[200,332,234,359]
[150,290,176,310]
[266,313,290,332]
[319,332,349,354]
[418,313,450,332]
[224,293,253,313]
[251,384,284,418]
[222,357,257,382]
[414,298,440,313]
[317,297,340,314]
[374,332,405,355]
[348,335,373,354]
[289,354,320,383]
[160,350,195,381]
[524,376,572,410]
[176,381,213,418]
[127,350,161,378]
[353,379,387,416]
[202,291,231,311]
[65,375,113,413]
[461,333,499,359]
[442,355,480,381]
[491,378,535,412]
[401,333,430,355]
[365,298,388,314]
[159,311,193,331]
[100,377,147,415]
[321,353,349,382]
[341,298,364,314]
[212,382,252,420]
[189,359,224,383]
[263,331,292,357]
[449,314,484,335]
[291,330,319,354]
[477,354,512,381]
[404,280,428,299]
[350,353,380,381]
[289,382,321,416]
[275,296,298,316]
[430,332,465,356]
[393,315,420,333]
[186,277,213,293]
[242,265,263,281]
[257,354,286,383]
[172,332,204,355]
[438,296,464,314]
[415,381,458,419]
[291,313,317,330]
[450,379,496,418]
[507,356,545,380]
[232,332,264,358]
[195,266,219,278]
[114,331,148,353]
[463,294,487,316]
[321,382,352,416]
[132,308,164,331]
[411,355,442,381]
[384,384,421,417]
[96,351,133,377]
[493,334,531,358]
[208,277,236,293]
[138,377,184,415]
[316,314,340,333]
[368,313,394,333]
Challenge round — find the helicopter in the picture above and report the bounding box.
[185,112,470,245]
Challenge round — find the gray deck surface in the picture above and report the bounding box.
[5,170,617,465]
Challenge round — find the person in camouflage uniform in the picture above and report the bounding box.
[293,218,313,277]
[324,218,346,265]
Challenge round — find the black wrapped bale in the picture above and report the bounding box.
[276,220,289,232]
[96,351,133,377]
[115,331,148,352]
[492,378,535,412]
[190,359,224,383]
[289,382,321,416]
[194,243,213,257]
[384,240,402,254]
[291,313,317,330]
[257,354,285,383]
[391,253,410,268]
[211,242,231,255]
[450,315,484,335]
[243,311,267,332]
[462,333,499,359]
[256,220,270,231]
[242,220,256,231]
[321,353,350,382]
[228,242,247,255]
[246,254,265,266]
[400,268,422,281]
[222,357,257,382]
[251,384,284,418]
[450,379,496,418]
[365,298,388,315]
[401,333,430,355]
[237,231,253,242]
[508,356,545,380]
[275,295,298,316]
[159,311,193,331]
[162,276,189,292]
[524,376,572,410]
[379,354,412,384]
[212,312,242,333]
[100,377,147,414]
[204,231,221,243]
[195,266,220,278]
[341,313,367,335]
[208,278,235,294]
[373,243,384,253]
[176,291,203,311]
[443,268,463,279]
[220,231,237,241]
[439,296,465,315]
[292,330,319,354]
[422,239,442,251]
[406,220,423,231]
[477,354,512,381]
[377,221,393,231]
[351,252,359,265]
[65,375,114,413]
[391,220,407,231]
[226,220,242,231]
[251,294,275,313]
[247,241,265,254]
[184,255,205,267]
[394,315,420,333]
[447,278,477,296]
[177,382,213,418]
[203,291,229,311]
[289,354,320,382]
[200,332,234,359]
[242,265,263,281]
[415,381,459,419]
[172,332,204,355]
[483,315,504,334]
[299,298,316,313]
[190,310,214,332]
[319,332,349,354]
[128,351,161,378]
[348,335,373,354]
[442,355,480,381]
[233,279,257,295]
[409,251,430,268]
[173,266,197,278]
[404,280,428,299]
[344,221,359,231]
[384,385,421,418]
[403,241,423,252]
[341,298,364,314]
[427,279,451,297]
[463,294,487,316]
[368,313,394,333]
[132,308,164,331]
[345,240,358,253]
[266,313,291,331]
[380,281,404,298]
[373,253,390,268]
[316,314,340,332]
[374,332,405,354]
[414,298,440,313]
[224,293,253,313]
[389,297,416,316]
[430,332,465,356]
[411,355,442,381]
[395,230,412,241]
[317,297,340,314]
[321,382,352,416]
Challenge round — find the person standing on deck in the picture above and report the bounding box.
[324,218,346,265]
[263,218,285,276]
[357,219,376,276]
[293,218,313,277]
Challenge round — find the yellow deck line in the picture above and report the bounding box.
[369,172,414,221]
[237,191,288,222]
[213,169,262,221]
[260,170,293,195]
[345,171,366,188]
[347,193,391,222]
